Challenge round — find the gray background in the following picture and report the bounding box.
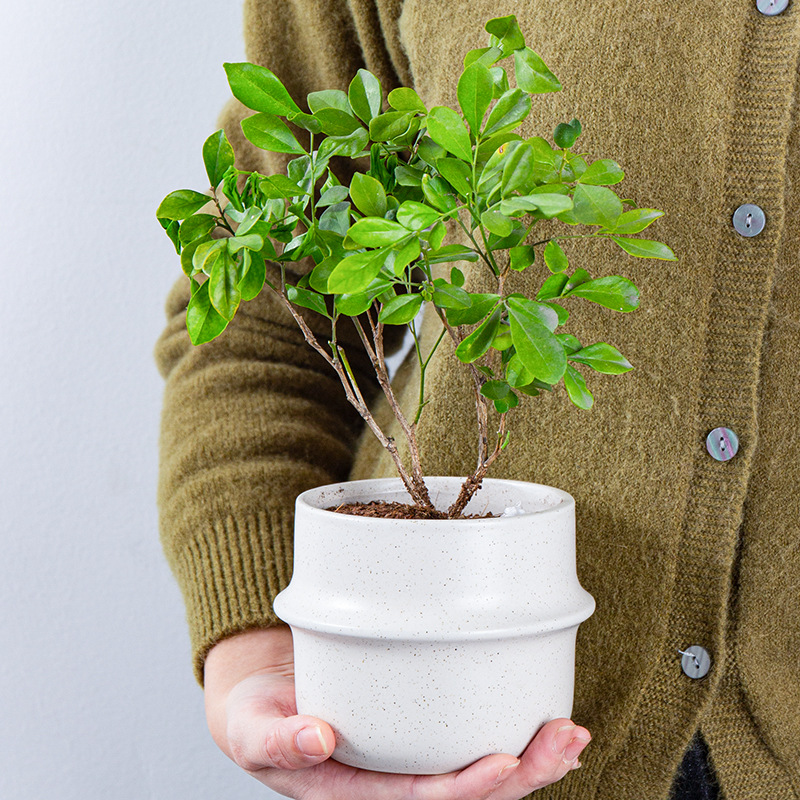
[1,0,284,796]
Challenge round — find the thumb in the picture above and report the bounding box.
[225,676,335,772]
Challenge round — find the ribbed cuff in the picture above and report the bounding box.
[171,507,295,685]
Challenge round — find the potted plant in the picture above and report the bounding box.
[157,14,675,775]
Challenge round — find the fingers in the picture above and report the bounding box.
[495,717,591,796]
[223,673,336,772]
[407,753,522,800]
[229,711,336,772]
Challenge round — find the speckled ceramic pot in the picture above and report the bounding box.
[272,476,595,775]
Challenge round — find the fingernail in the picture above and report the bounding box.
[494,759,520,786]
[563,735,591,764]
[571,760,582,770]
[553,724,576,754]
[295,725,329,757]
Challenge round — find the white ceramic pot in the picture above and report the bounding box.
[272,476,595,775]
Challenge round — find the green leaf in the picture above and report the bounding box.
[565,275,640,312]
[499,192,573,218]
[241,113,306,154]
[457,61,494,135]
[317,185,350,207]
[569,342,633,374]
[157,189,210,220]
[394,164,425,187]
[307,89,351,114]
[553,119,581,149]
[537,272,569,300]
[577,158,624,186]
[557,333,583,354]
[571,183,623,228]
[604,208,664,235]
[335,292,373,316]
[464,45,504,69]
[509,245,535,271]
[427,221,446,250]
[387,86,427,113]
[514,48,561,94]
[451,267,465,286]
[259,174,307,199]
[507,296,566,383]
[187,280,229,344]
[447,293,501,326]
[192,239,226,276]
[501,141,535,195]
[483,89,531,137]
[327,248,391,294]
[228,233,263,253]
[485,15,526,52]
[235,207,263,236]
[417,136,448,167]
[431,280,471,309]
[421,175,456,213]
[506,295,559,331]
[239,250,266,300]
[350,173,387,217]
[542,301,569,326]
[209,248,241,320]
[287,110,323,134]
[312,107,363,136]
[480,379,512,401]
[426,106,473,162]
[224,62,300,116]
[455,306,503,363]
[544,240,569,274]
[481,209,514,237]
[203,130,234,188]
[369,111,415,142]
[287,285,330,317]
[317,202,350,238]
[492,390,519,414]
[347,218,408,247]
[611,236,677,260]
[436,158,472,197]
[378,293,423,325]
[396,200,440,231]
[390,237,421,275]
[179,214,215,245]
[426,244,479,265]
[318,128,370,159]
[348,69,382,124]
[506,354,534,388]
[492,325,513,350]
[564,364,594,409]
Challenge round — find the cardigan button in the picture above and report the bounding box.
[679,646,711,679]
[732,203,766,237]
[756,0,790,15]
[706,427,739,461]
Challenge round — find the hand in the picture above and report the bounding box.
[204,626,591,799]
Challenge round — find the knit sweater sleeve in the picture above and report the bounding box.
[155,0,410,684]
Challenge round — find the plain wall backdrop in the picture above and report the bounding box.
[1,1,284,797]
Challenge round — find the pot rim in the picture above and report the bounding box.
[296,476,574,523]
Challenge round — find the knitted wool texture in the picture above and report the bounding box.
[155,2,800,798]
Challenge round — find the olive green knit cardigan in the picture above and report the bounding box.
[155,2,800,798]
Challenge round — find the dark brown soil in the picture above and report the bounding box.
[325,500,494,520]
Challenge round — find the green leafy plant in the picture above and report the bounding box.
[157,14,676,519]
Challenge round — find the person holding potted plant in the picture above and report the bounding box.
[155,1,800,799]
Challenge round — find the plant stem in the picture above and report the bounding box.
[270,285,431,509]
[352,312,434,510]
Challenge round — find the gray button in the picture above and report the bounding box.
[757,0,790,16]
[706,427,739,461]
[733,204,766,237]
[679,646,711,679]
